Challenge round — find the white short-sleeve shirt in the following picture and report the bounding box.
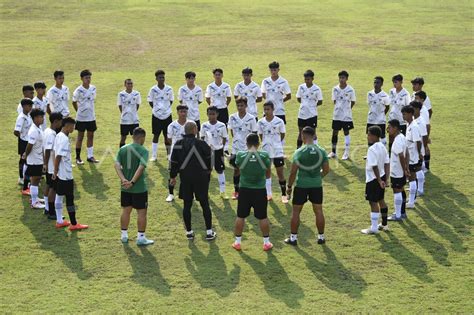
[178,85,203,121]
[147,85,174,120]
[421,105,430,124]
[332,85,356,121]
[47,85,70,117]
[205,82,231,109]
[296,83,323,119]
[26,124,44,165]
[228,112,258,154]
[54,132,73,180]
[73,85,97,122]
[388,88,411,125]
[43,128,56,174]
[257,116,286,158]
[390,133,407,178]
[233,81,262,117]
[367,90,390,124]
[261,76,291,116]
[167,119,193,152]
[32,96,49,130]
[15,112,32,141]
[406,120,422,164]
[415,116,428,156]
[365,142,389,183]
[200,121,228,150]
[117,90,141,125]
[412,92,432,112]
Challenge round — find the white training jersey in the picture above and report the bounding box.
[261,76,291,116]
[367,90,390,124]
[200,121,228,150]
[421,105,430,124]
[205,82,231,109]
[167,119,193,148]
[15,112,32,141]
[47,85,70,117]
[296,83,323,119]
[257,116,286,158]
[32,96,49,130]
[117,90,141,125]
[365,141,389,183]
[228,112,258,154]
[412,91,432,111]
[415,116,428,156]
[54,132,73,180]
[332,85,356,121]
[390,133,407,178]
[388,88,411,125]
[147,84,174,120]
[26,124,44,165]
[43,128,56,174]
[73,85,97,122]
[178,85,203,121]
[406,120,422,165]
[233,81,262,117]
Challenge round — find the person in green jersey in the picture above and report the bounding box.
[114,127,153,246]
[232,133,273,251]
[285,127,330,246]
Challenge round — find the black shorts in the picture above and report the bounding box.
[25,164,43,177]
[292,187,323,205]
[229,154,237,168]
[217,108,229,125]
[121,191,148,209]
[332,120,354,131]
[75,120,97,132]
[179,176,210,202]
[272,157,285,168]
[56,179,74,196]
[365,175,386,202]
[400,124,407,136]
[276,115,286,124]
[390,176,406,189]
[120,123,139,136]
[237,188,268,219]
[18,138,28,155]
[298,116,318,129]
[366,123,386,139]
[409,161,422,172]
[212,149,225,173]
[46,173,57,190]
[152,115,172,136]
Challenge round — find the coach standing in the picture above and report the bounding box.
[169,121,216,241]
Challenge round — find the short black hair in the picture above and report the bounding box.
[338,70,349,78]
[53,70,64,79]
[411,77,425,85]
[124,78,133,84]
[62,117,76,126]
[388,119,400,129]
[176,105,188,111]
[410,101,422,110]
[207,106,218,113]
[185,71,196,79]
[415,90,427,100]
[155,69,165,77]
[392,74,403,82]
[22,85,34,92]
[242,67,253,75]
[235,96,248,105]
[80,69,92,78]
[368,125,382,138]
[212,68,223,74]
[401,105,414,114]
[268,61,279,69]
[302,126,315,137]
[49,112,63,124]
[34,81,47,89]
[133,127,146,137]
[263,101,274,109]
[374,76,384,84]
[20,98,33,106]
[30,108,45,119]
[304,70,314,78]
[246,133,260,146]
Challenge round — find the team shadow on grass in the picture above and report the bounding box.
[20,199,92,280]
[122,244,171,295]
[77,163,110,200]
[185,242,240,297]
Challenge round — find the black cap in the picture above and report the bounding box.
[411,77,425,85]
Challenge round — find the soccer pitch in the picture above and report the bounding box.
[0,0,473,313]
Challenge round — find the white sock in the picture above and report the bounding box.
[371,212,380,231]
[138,232,145,240]
[186,229,194,235]
[121,229,128,238]
[235,236,242,244]
[44,196,49,210]
[313,138,318,145]
[263,236,270,244]
[409,181,417,205]
[55,195,63,224]
[265,178,272,196]
[152,142,158,157]
[23,164,27,179]
[218,172,226,193]
[206,229,213,235]
[290,233,297,241]
[416,170,425,194]
[87,146,93,158]
[318,233,325,240]
[394,192,403,218]
[381,137,387,146]
[30,185,38,204]
[344,135,350,151]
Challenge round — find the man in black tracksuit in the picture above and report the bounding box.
[169,121,217,241]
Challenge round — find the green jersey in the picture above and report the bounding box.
[235,150,271,189]
[292,144,328,188]
[116,143,149,193]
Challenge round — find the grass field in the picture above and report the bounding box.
[1,0,473,313]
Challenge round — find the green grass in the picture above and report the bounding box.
[1,0,473,313]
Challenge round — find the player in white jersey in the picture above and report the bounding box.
[366,76,390,146]
[32,81,49,130]
[165,105,191,202]
[388,74,411,153]
[257,101,288,204]
[72,69,98,164]
[118,79,141,148]
[411,77,433,121]
[411,101,428,196]
[228,97,258,200]
[329,70,356,160]
[296,70,323,148]
[43,113,63,220]
[414,90,431,172]
[178,71,204,131]
[401,105,422,209]
[46,70,70,118]
[361,126,389,234]
[23,109,45,209]
[200,106,229,199]
[148,69,174,161]
[234,67,262,119]
[14,99,33,193]
[16,85,34,114]
[53,117,89,230]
